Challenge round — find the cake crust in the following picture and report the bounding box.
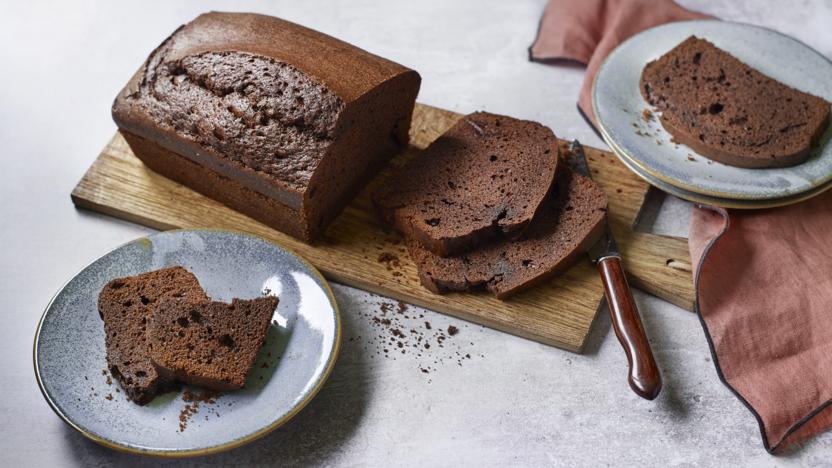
[113,12,421,241]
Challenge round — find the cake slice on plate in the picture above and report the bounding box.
[98,267,208,405]
[148,296,279,391]
[641,36,830,168]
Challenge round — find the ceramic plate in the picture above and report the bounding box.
[593,20,832,201]
[608,138,832,209]
[34,229,341,457]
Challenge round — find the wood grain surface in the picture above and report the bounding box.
[71,104,694,352]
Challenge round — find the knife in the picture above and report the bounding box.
[569,140,662,400]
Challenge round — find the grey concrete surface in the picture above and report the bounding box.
[1,1,831,466]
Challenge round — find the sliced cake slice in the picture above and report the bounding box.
[408,166,607,299]
[147,296,279,391]
[373,112,560,257]
[641,36,830,168]
[98,266,208,405]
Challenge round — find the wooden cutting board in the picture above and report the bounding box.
[71,104,694,352]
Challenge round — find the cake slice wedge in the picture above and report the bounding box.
[98,267,208,405]
[641,36,830,168]
[408,166,607,299]
[147,296,279,391]
[373,112,560,257]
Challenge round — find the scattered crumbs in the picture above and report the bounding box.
[377,252,402,272]
[84,376,88,381]
[262,287,272,296]
[178,390,221,432]
[353,294,480,378]
[105,394,113,401]
[635,129,644,136]
[687,154,696,162]
[641,109,654,122]
[655,139,662,146]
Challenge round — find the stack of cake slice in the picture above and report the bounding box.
[98,266,278,404]
[373,112,608,299]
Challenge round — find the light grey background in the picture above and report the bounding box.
[1,1,831,466]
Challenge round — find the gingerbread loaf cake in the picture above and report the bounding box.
[113,12,421,241]
[373,112,560,257]
[641,36,830,168]
[408,166,607,299]
[148,296,279,391]
[97,267,209,404]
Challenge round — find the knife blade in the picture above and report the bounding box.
[568,140,662,401]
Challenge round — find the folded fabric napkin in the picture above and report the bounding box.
[530,0,832,452]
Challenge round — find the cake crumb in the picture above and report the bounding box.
[377,253,401,271]
[178,390,221,432]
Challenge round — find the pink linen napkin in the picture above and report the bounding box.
[531,0,832,452]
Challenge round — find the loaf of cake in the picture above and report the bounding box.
[641,36,830,168]
[113,12,421,241]
[148,296,278,390]
[373,112,560,256]
[98,267,208,405]
[407,166,607,299]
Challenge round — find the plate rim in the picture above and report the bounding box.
[32,228,342,458]
[606,136,832,208]
[592,19,832,200]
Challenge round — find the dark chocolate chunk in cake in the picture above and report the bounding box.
[373,112,560,257]
[98,267,208,405]
[147,296,279,391]
[408,166,607,299]
[641,36,830,168]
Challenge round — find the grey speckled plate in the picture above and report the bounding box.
[608,137,832,209]
[34,229,341,457]
[593,20,832,201]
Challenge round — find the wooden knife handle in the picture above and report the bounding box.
[597,256,662,400]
